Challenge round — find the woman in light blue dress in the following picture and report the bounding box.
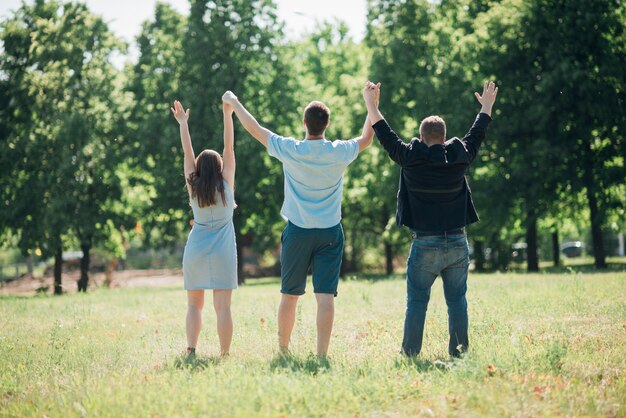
[171,98,237,357]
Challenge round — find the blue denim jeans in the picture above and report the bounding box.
[403,232,470,357]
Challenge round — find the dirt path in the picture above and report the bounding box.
[0,269,183,296]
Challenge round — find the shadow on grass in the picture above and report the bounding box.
[172,353,222,371]
[269,352,331,375]
[394,355,459,373]
[0,294,46,301]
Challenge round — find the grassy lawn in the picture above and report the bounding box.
[1,272,624,417]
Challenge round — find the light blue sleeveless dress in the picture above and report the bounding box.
[182,181,238,290]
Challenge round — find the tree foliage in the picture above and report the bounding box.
[1,0,130,292]
[1,0,624,289]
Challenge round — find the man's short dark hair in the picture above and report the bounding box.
[419,115,446,144]
[304,101,330,136]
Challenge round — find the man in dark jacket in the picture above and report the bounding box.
[363,81,498,357]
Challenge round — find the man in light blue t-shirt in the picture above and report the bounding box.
[222,86,377,357]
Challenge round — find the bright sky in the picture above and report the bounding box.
[0,0,367,64]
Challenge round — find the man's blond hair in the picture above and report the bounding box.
[419,116,446,144]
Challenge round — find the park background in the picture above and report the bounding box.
[1,1,625,417]
[1,0,625,293]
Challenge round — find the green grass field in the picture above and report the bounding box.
[1,272,625,417]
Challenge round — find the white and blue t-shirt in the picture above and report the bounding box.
[267,133,359,229]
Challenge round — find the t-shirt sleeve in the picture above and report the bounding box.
[338,139,359,164]
[267,132,288,161]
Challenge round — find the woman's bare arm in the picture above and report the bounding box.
[222,101,236,192]
[170,100,195,192]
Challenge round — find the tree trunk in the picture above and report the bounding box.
[384,242,393,275]
[26,254,33,275]
[340,247,348,275]
[236,242,245,285]
[490,233,510,271]
[474,240,485,271]
[350,226,359,272]
[552,230,560,267]
[54,246,63,295]
[526,216,539,272]
[582,141,607,269]
[382,204,393,275]
[586,187,607,269]
[77,241,91,292]
[104,258,117,288]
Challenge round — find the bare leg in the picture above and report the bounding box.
[186,290,205,350]
[213,290,233,356]
[278,294,299,353]
[315,293,334,357]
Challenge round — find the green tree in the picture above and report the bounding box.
[126,2,187,247]
[474,0,626,269]
[0,1,62,289]
[1,0,129,292]
[538,0,626,268]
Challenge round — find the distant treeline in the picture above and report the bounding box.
[1,0,624,293]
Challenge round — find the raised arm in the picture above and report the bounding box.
[363,81,385,125]
[363,81,411,166]
[352,82,378,152]
[353,116,375,152]
[474,80,498,117]
[222,91,272,148]
[170,100,195,188]
[463,81,498,162]
[222,100,236,192]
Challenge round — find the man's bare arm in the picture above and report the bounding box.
[222,91,271,148]
[222,101,236,191]
[354,116,375,152]
[352,82,379,152]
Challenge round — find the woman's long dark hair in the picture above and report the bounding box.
[187,149,226,207]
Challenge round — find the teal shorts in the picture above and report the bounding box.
[280,221,344,296]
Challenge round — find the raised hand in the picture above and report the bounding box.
[222,91,238,106]
[362,80,384,125]
[221,90,271,147]
[474,81,498,116]
[170,100,189,124]
[363,81,381,107]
